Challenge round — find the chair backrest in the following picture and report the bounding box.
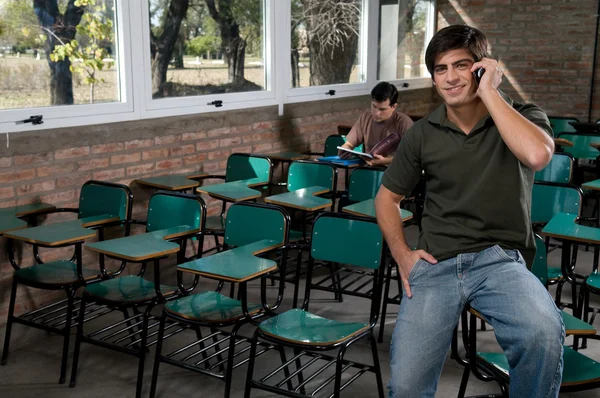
[324,134,347,157]
[531,235,548,286]
[146,191,206,233]
[287,161,336,192]
[348,167,385,202]
[531,182,582,225]
[78,180,132,221]
[549,116,579,134]
[534,153,574,184]
[224,202,289,247]
[557,133,600,160]
[225,153,272,184]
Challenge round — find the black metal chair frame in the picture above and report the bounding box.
[244,212,386,398]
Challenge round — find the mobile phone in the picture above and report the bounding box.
[473,68,485,86]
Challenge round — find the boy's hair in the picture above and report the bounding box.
[425,25,490,75]
[371,82,398,106]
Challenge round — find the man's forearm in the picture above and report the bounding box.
[481,90,554,171]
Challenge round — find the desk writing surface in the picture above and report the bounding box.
[86,231,182,261]
[5,219,96,246]
[148,225,200,240]
[178,239,278,282]
[342,198,413,221]
[553,138,574,148]
[582,179,600,191]
[542,212,600,244]
[135,175,200,191]
[265,186,332,211]
[197,181,261,202]
[562,311,596,335]
[0,203,55,217]
[264,152,310,161]
[0,215,27,235]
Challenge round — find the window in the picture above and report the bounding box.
[377,0,434,81]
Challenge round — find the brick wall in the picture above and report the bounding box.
[0,88,438,327]
[437,0,600,122]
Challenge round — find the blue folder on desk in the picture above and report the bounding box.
[317,156,363,166]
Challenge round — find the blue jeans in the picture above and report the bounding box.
[388,245,564,398]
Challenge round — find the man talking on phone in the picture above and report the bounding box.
[375,25,564,397]
[338,82,413,167]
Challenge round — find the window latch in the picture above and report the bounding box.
[16,115,43,125]
[325,90,336,96]
[208,100,223,108]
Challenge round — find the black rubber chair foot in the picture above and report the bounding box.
[69,381,76,388]
[1,359,6,366]
[59,377,66,384]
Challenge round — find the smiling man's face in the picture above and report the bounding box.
[432,48,478,109]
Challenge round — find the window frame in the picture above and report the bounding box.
[0,0,136,134]
[0,0,436,133]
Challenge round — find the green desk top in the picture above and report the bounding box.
[562,310,596,335]
[342,198,413,221]
[582,179,600,191]
[85,227,193,261]
[197,180,262,202]
[4,216,109,246]
[135,175,200,191]
[542,212,600,244]
[178,239,280,282]
[264,152,310,161]
[265,186,332,211]
[0,203,56,236]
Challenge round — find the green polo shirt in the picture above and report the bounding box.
[381,93,552,267]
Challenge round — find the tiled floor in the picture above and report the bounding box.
[2,223,600,397]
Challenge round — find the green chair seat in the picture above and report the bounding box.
[258,308,369,346]
[478,345,600,386]
[548,267,563,281]
[562,311,596,335]
[165,291,262,323]
[84,275,176,303]
[15,260,100,285]
[586,272,600,290]
[205,215,225,231]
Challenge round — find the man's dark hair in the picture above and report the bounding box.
[425,25,490,75]
[371,82,398,106]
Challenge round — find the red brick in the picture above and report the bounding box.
[182,132,207,141]
[170,145,196,156]
[17,180,56,195]
[93,168,126,181]
[127,163,155,176]
[564,62,592,69]
[75,160,109,173]
[157,159,183,170]
[125,139,154,149]
[111,153,141,165]
[230,125,252,134]
[0,157,11,168]
[233,145,252,153]
[183,154,207,165]
[40,190,78,204]
[0,187,14,199]
[38,163,76,177]
[0,200,16,208]
[252,121,273,130]
[201,161,220,173]
[207,127,230,138]
[57,173,93,188]
[208,150,231,161]
[0,168,35,184]
[14,152,53,166]
[142,149,169,160]
[219,137,242,147]
[154,135,181,145]
[91,143,124,154]
[196,140,220,151]
[55,147,90,160]
[252,143,273,152]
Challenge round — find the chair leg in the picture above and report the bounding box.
[457,365,470,398]
[1,278,18,366]
[555,280,565,308]
[243,331,260,398]
[69,296,87,388]
[378,263,393,343]
[369,334,385,398]
[135,306,152,398]
[59,289,75,384]
[224,323,243,398]
[149,313,167,398]
[278,346,294,390]
[293,248,303,308]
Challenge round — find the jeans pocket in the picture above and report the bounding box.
[408,259,425,283]
[492,245,522,263]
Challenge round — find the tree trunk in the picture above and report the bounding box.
[205,0,246,84]
[151,0,190,97]
[34,0,85,105]
[308,34,358,86]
